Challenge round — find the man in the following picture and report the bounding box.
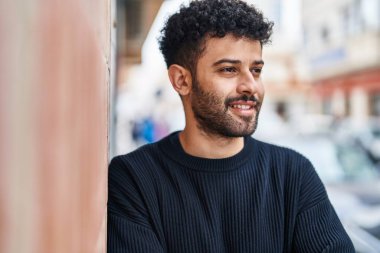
[107,0,355,252]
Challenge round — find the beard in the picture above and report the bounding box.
[190,79,262,138]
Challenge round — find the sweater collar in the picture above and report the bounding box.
[159,131,256,172]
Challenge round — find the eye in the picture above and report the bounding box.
[220,67,237,73]
[251,68,262,76]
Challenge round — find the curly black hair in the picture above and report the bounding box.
[158,0,274,72]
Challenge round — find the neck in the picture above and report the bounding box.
[179,127,244,159]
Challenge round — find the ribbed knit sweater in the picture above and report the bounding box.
[107,132,355,253]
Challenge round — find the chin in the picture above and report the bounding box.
[220,123,258,138]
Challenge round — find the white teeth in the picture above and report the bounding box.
[231,105,250,110]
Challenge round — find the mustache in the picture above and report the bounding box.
[225,95,261,105]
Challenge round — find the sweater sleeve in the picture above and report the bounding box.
[292,159,355,253]
[107,156,165,253]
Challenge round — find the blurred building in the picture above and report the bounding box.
[114,0,167,155]
[0,0,115,252]
[116,0,163,85]
[302,0,380,126]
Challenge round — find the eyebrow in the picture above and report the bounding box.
[212,58,264,66]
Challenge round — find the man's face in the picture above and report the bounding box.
[190,34,265,138]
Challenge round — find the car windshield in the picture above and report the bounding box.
[373,129,380,138]
[335,142,378,181]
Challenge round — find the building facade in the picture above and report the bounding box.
[302,0,380,126]
[0,0,114,252]
[116,0,164,85]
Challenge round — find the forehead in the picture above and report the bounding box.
[199,34,262,65]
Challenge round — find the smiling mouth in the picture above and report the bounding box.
[229,104,253,110]
[228,99,259,110]
[226,99,262,121]
[227,103,259,120]
[226,95,259,107]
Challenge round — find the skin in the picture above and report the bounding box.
[168,34,265,159]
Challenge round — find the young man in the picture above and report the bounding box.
[107,0,355,252]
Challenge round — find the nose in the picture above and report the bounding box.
[236,70,258,95]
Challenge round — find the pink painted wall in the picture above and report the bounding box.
[0,0,111,252]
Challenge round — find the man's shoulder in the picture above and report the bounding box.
[125,141,159,158]
[253,138,321,193]
[109,133,176,177]
[252,138,310,162]
[251,137,316,182]
[108,144,160,191]
[111,142,161,168]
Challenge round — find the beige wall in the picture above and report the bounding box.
[0,0,112,252]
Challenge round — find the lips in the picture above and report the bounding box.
[228,100,256,110]
[230,104,252,110]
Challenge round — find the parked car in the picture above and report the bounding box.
[335,117,380,168]
[355,121,380,166]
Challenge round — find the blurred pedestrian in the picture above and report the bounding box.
[107,0,355,252]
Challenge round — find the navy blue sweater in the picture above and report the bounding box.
[107,132,354,252]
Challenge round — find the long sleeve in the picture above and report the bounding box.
[292,159,355,253]
[293,199,354,252]
[107,156,165,253]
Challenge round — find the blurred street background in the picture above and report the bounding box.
[112,0,380,252]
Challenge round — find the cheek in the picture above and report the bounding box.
[256,82,265,98]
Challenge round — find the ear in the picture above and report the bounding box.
[168,64,192,96]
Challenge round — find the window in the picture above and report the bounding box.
[322,98,332,114]
[321,26,330,44]
[370,93,380,116]
[341,5,350,37]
